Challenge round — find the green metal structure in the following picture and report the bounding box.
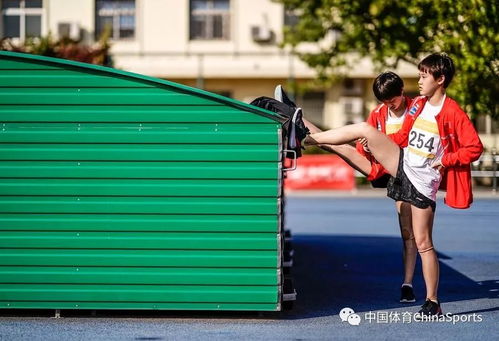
[0,51,292,311]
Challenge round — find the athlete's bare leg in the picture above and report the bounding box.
[303,118,371,176]
[304,122,400,177]
[411,205,439,301]
[397,201,417,285]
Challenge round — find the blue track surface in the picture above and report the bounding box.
[1,196,498,340]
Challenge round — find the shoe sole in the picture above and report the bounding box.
[400,298,416,303]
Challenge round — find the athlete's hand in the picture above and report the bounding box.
[358,138,370,153]
[431,160,444,171]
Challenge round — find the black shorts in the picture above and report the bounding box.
[370,173,391,188]
[387,148,436,211]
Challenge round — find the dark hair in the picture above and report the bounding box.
[418,53,455,88]
[372,72,404,101]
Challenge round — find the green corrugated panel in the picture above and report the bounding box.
[0,197,279,215]
[0,284,278,303]
[0,231,278,250]
[0,162,279,179]
[0,70,156,87]
[0,88,220,105]
[0,179,278,197]
[0,144,280,161]
[0,214,278,232]
[0,267,279,285]
[0,249,279,267]
[0,123,279,144]
[0,51,286,311]
[0,106,274,123]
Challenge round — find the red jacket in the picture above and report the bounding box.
[390,96,483,209]
[356,96,412,180]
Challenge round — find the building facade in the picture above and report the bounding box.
[1,0,496,148]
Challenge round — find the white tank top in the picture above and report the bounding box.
[403,96,446,201]
[386,112,406,135]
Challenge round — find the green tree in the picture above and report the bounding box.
[279,0,499,119]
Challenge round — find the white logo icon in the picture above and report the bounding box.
[339,307,362,326]
[347,313,362,326]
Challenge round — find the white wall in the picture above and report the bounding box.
[46,0,94,44]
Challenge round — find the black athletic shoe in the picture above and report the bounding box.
[250,86,310,158]
[418,299,442,316]
[400,284,416,303]
[274,85,310,149]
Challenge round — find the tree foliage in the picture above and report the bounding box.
[279,0,498,119]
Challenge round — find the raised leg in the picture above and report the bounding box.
[302,118,372,176]
[304,122,400,177]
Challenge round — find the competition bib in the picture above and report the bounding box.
[408,116,439,161]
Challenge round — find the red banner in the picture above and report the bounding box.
[284,154,355,190]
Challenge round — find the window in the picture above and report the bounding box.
[190,0,230,40]
[1,0,42,41]
[95,0,135,40]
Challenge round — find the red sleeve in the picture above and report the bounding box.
[388,117,410,147]
[441,107,483,167]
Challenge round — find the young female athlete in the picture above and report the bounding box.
[302,53,483,315]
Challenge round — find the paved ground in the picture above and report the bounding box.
[1,193,498,340]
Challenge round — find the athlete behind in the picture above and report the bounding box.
[356,72,418,303]
[280,72,418,303]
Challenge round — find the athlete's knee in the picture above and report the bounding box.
[415,238,434,253]
[418,246,434,254]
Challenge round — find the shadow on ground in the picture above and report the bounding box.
[282,234,499,319]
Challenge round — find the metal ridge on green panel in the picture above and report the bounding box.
[0,161,280,180]
[0,51,284,123]
[0,106,274,123]
[0,231,278,250]
[0,89,222,105]
[0,214,279,232]
[0,197,279,215]
[0,144,280,162]
[0,179,278,197]
[0,284,278,303]
[0,302,279,311]
[0,249,279,267]
[0,123,280,144]
[0,267,278,285]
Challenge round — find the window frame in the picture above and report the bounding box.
[189,0,230,41]
[1,0,43,42]
[95,0,136,41]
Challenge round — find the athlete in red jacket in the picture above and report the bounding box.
[303,53,483,316]
[389,95,482,209]
[299,73,419,303]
